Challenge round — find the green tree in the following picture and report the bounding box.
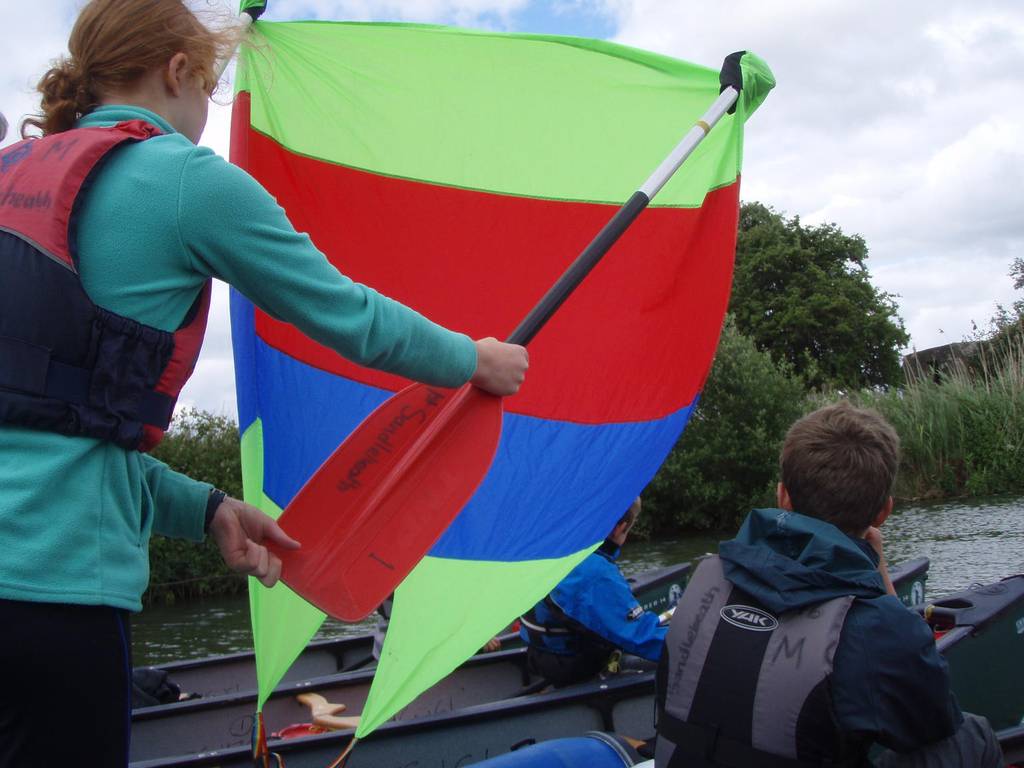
[730,203,909,390]
[641,316,807,533]
[1006,257,1024,297]
[991,257,1023,338]
[150,408,244,498]
[145,409,245,603]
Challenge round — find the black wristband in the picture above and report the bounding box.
[204,489,227,534]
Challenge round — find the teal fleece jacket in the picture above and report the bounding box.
[0,106,476,612]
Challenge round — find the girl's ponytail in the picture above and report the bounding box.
[24,59,97,136]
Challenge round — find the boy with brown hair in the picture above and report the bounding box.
[654,401,1000,767]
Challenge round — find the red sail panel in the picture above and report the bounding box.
[247,128,738,424]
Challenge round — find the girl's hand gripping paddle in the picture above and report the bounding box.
[269,71,744,621]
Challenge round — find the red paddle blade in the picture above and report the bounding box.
[269,382,503,621]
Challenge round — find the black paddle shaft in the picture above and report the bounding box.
[505,65,744,348]
[506,191,648,346]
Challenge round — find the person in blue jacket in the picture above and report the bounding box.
[520,497,667,687]
[655,402,1001,768]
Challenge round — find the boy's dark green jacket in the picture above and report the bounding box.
[718,508,962,753]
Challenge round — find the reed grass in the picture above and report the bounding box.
[846,335,1024,500]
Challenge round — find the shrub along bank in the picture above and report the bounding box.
[643,332,1024,537]
[146,409,247,604]
[639,315,805,536]
[849,335,1024,500]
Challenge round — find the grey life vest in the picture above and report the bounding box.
[654,556,856,768]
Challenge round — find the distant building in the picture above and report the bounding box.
[902,341,980,384]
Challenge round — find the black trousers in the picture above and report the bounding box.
[0,599,132,768]
[526,644,613,688]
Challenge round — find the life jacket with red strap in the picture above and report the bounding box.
[0,120,210,451]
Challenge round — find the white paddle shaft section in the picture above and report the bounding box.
[507,84,740,346]
[639,86,739,200]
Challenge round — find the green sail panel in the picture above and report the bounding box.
[359,547,595,736]
[240,420,327,710]
[231,18,774,736]
[237,22,755,206]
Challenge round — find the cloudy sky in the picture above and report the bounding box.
[3,1,1022,418]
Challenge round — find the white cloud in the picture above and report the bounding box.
[609,0,1024,352]
[250,0,529,26]
[3,0,1022,417]
[176,281,237,419]
[2,0,75,140]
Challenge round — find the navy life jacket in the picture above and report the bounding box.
[654,556,868,768]
[520,592,617,688]
[520,592,617,656]
[521,542,619,656]
[0,120,210,451]
[520,543,619,686]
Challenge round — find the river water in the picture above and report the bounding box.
[131,495,1024,667]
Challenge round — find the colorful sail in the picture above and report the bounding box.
[229,19,772,732]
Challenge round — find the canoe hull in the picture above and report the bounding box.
[929,574,1024,732]
[132,559,929,767]
[131,561,692,763]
